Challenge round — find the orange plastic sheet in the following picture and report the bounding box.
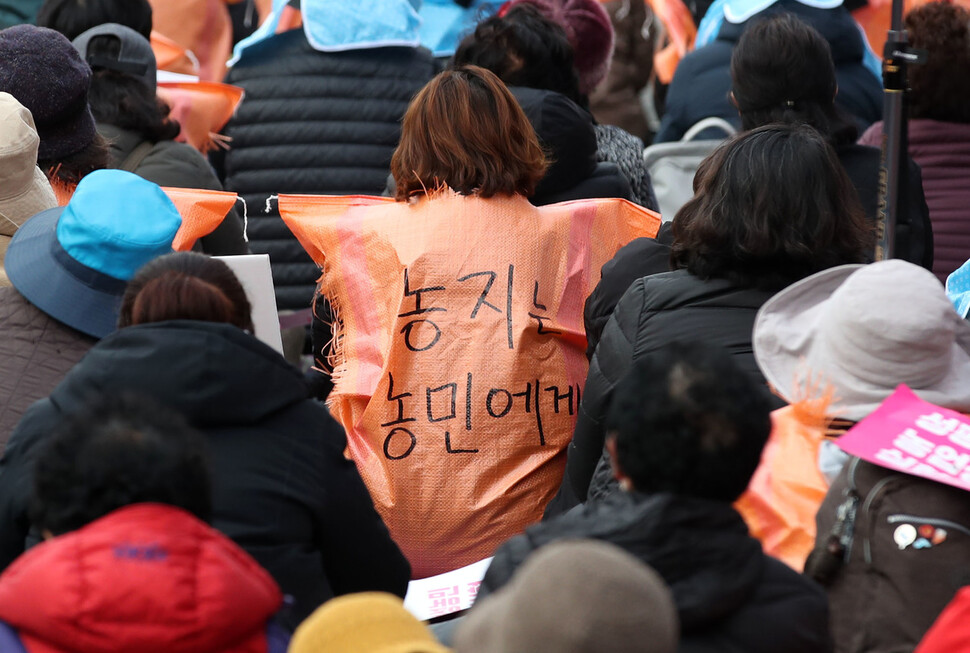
[647,0,697,84]
[279,191,660,578]
[151,32,199,77]
[162,187,238,251]
[735,400,832,572]
[157,82,244,153]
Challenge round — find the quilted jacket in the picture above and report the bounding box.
[0,287,95,454]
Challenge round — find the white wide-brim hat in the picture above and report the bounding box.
[754,260,970,421]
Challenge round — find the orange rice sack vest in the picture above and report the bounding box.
[279,191,659,577]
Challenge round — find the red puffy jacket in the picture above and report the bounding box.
[917,586,970,653]
[0,504,284,653]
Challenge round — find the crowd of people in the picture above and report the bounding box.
[0,0,968,651]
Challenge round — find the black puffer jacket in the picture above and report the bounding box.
[0,320,410,630]
[213,30,438,309]
[555,270,776,511]
[484,491,832,653]
[654,0,882,143]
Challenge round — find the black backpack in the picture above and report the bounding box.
[807,457,970,653]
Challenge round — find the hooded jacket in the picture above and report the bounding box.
[0,504,285,653]
[654,0,882,143]
[483,491,832,653]
[0,321,410,630]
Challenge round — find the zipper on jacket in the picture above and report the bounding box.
[887,514,970,538]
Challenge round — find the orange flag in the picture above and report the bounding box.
[157,82,244,153]
[735,399,833,572]
[280,191,660,577]
[162,187,238,251]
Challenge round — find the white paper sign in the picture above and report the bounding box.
[404,557,492,621]
[215,255,283,354]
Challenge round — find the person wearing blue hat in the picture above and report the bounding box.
[0,168,181,451]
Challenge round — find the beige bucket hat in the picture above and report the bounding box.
[0,91,57,238]
[753,260,970,421]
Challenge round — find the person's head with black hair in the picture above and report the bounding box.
[730,13,858,145]
[36,0,152,41]
[604,341,772,502]
[671,123,873,292]
[30,393,212,538]
[77,26,181,144]
[453,3,584,107]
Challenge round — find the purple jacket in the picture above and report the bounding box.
[861,119,970,282]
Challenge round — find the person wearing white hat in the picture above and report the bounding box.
[754,259,970,423]
[752,258,970,653]
[0,92,57,287]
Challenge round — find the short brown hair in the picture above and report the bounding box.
[671,124,873,291]
[119,252,254,332]
[391,66,547,201]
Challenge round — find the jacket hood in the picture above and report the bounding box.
[579,492,765,631]
[230,0,421,65]
[718,0,866,65]
[0,504,281,653]
[509,86,598,202]
[49,320,308,428]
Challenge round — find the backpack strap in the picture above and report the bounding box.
[119,141,154,173]
[682,117,737,142]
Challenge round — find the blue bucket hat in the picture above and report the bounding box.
[5,169,182,338]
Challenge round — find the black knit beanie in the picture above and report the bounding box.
[0,25,97,160]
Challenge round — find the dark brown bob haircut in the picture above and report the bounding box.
[391,65,548,201]
[119,251,254,332]
[671,123,873,291]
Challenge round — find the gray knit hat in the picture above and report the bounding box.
[454,540,679,653]
[0,25,97,160]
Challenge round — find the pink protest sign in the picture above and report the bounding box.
[838,385,970,492]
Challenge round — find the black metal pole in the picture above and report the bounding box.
[874,0,911,261]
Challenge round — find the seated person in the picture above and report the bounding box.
[481,341,832,653]
[0,393,287,653]
[556,124,872,513]
[654,0,882,143]
[747,258,970,651]
[453,3,657,210]
[0,252,410,629]
[72,23,247,254]
[0,169,181,451]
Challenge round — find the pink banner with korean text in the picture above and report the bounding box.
[838,385,970,492]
